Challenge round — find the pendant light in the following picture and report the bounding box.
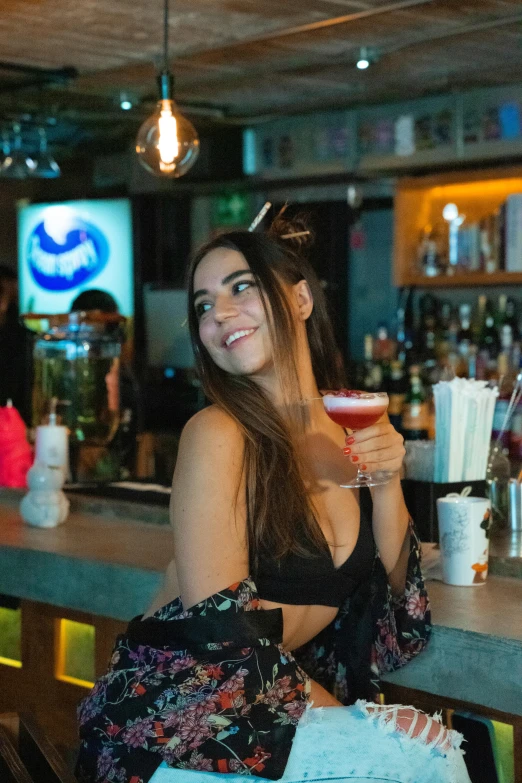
[32,127,61,179]
[0,124,35,179]
[136,0,199,178]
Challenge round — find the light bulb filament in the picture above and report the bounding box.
[158,101,179,169]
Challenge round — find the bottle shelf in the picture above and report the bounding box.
[394,165,522,288]
[397,272,522,288]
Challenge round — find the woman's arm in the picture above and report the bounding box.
[171,405,249,609]
[345,417,410,595]
[370,473,410,595]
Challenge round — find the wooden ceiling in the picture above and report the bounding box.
[2,0,522,155]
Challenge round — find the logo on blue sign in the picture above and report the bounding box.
[27,209,110,291]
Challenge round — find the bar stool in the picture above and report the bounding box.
[0,713,76,783]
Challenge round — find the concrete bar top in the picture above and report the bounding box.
[0,490,171,620]
[0,489,521,716]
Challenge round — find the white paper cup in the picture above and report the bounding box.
[436,496,491,586]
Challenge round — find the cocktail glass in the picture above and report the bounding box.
[322,390,393,488]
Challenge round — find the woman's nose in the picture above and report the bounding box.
[213,294,239,322]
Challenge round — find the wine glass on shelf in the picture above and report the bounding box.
[322,389,393,488]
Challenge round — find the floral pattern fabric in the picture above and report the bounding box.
[76,523,430,783]
[76,580,309,783]
[293,520,431,703]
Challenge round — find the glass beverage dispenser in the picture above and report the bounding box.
[23,310,126,448]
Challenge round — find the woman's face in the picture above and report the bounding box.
[192,247,275,379]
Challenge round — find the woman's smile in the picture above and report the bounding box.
[222,327,258,350]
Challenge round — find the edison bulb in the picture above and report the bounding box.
[136,98,199,178]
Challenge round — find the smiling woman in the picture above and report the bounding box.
[76,219,470,783]
[192,255,270,378]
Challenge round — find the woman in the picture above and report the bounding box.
[76,220,470,783]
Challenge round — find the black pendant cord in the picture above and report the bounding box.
[163,0,169,74]
[158,0,174,100]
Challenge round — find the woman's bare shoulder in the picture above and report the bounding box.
[171,405,249,607]
[177,405,244,466]
[183,404,243,440]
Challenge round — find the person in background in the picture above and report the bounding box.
[71,288,119,315]
[70,288,139,480]
[0,265,32,423]
[76,220,470,783]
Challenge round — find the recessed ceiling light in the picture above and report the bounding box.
[120,99,133,111]
[356,47,372,70]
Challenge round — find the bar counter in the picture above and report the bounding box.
[0,487,521,756]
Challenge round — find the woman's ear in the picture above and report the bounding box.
[293,279,314,321]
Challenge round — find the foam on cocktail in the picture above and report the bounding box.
[322,391,388,431]
[322,394,387,412]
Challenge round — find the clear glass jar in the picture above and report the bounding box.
[24,311,126,446]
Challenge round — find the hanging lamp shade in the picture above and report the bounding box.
[135,0,199,178]
[32,128,61,179]
[0,124,35,179]
[136,73,199,178]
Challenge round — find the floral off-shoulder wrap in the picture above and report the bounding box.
[76,522,430,783]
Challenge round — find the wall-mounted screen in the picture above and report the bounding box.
[144,285,194,369]
[17,198,134,316]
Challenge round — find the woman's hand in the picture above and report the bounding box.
[343,414,405,475]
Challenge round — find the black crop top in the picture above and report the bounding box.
[251,490,375,608]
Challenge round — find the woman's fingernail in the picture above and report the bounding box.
[343,447,351,456]
[346,437,355,445]
[361,464,367,471]
[351,455,359,462]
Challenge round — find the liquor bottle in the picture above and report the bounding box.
[457,303,473,351]
[435,300,452,361]
[418,294,438,349]
[362,335,383,392]
[417,225,442,277]
[447,305,460,352]
[496,294,507,330]
[472,294,487,345]
[503,296,519,341]
[387,360,407,433]
[396,288,415,365]
[479,302,500,358]
[373,322,396,361]
[402,366,429,441]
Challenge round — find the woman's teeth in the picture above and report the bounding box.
[225,329,255,347]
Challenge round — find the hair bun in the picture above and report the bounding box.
[268,211,314,252]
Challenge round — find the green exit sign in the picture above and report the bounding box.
[212,192,250,227]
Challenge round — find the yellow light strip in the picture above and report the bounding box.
[56,673,94,689]
[55,618,95,687]
[0,655,22,669]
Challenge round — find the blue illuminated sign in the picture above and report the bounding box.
[27,210,109,292]
[18,200,134,317]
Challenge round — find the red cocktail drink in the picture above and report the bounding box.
[322,390,391,488]
[323,390,388,430]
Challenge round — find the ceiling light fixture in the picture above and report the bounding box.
[135,0,199,178]
[120,96,133,111]
[32,127,61,179]
[356,47,371,70]
[0,124,35,179]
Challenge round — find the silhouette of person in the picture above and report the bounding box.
[0,265,32,423]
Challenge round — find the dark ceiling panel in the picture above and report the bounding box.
[0,0,521,154]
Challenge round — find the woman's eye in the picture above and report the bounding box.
[233,280,255,294]
[195,301,212,318]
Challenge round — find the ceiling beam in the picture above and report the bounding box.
[177,8,522,96]
[186,0,437,51]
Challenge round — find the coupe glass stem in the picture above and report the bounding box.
[356,465,372,484]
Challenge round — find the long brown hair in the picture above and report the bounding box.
[187,219,345,563]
